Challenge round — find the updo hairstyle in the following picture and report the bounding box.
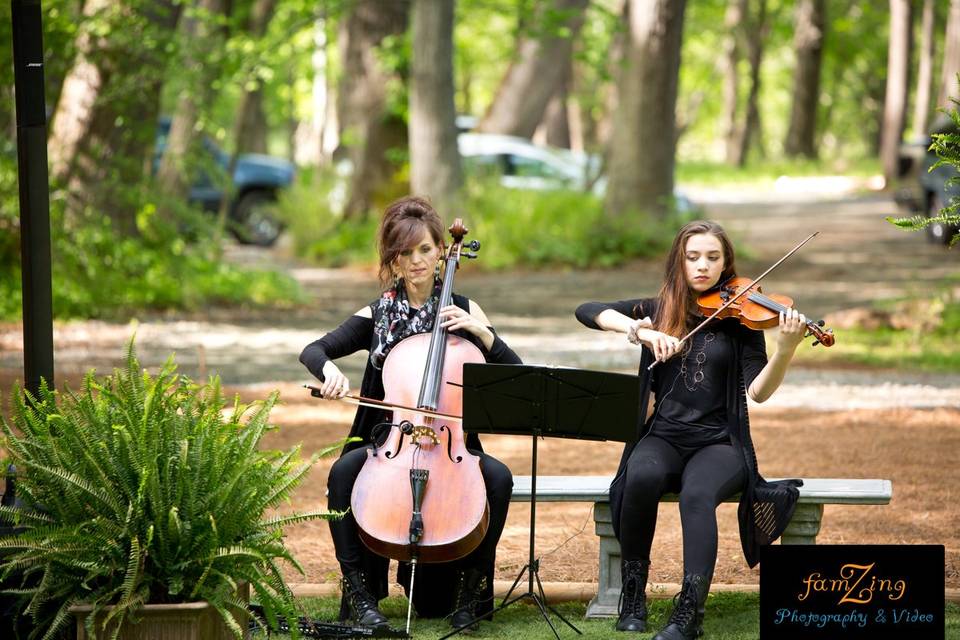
[377,196,446,287]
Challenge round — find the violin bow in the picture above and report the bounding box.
[647,231,820,371]
[303,384,463,422]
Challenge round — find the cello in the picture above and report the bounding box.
[349,219,490,571]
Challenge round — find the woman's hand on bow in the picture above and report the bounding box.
[634,328,684,362]
[319,361,350,399]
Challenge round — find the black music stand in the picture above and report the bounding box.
[439,364,640,640]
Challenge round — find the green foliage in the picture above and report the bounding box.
[0,343,338,639]
[275,168,379,266]
[676,157,881,189]
[886,104,960,246]
[796,291,960,371]
[0,154,303,321]
[278,176,685,270]
[462,182,680,268]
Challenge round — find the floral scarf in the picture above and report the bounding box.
[370,277,442,369]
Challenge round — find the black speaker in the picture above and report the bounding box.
[12,0,46,127]
[11,0,56,396]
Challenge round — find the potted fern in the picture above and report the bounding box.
[0,344,335,640]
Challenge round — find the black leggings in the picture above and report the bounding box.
[327,445,513,573]
[619,436,745,579]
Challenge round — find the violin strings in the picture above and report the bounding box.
[745,291,818,329]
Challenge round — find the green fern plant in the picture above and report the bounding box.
[0,342,340,640]
[887,100,960,247]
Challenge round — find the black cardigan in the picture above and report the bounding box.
[575,297,801,568]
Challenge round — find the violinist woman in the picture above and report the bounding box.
[300,196,520,631]
[575,220,806,639]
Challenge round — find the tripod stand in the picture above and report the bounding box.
[440,364,640,640]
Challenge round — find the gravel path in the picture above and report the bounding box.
[3,191,957,407]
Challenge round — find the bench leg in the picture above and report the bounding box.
[780,503,823,544]
[586,503,620,618]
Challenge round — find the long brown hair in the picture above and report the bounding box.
[654,220,737,338]
[376,196,446,287]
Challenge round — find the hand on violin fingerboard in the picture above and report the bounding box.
[776,308,807,352]
[439,304,494,344]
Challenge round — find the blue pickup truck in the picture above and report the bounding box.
[894,115,960,245]
[155,118,295,246]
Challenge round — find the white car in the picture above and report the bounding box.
[457,133,697,214]
[458,133,603,194]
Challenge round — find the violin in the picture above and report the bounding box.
[349,219,489,565]
[697,276,835,347]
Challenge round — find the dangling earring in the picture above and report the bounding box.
[392,272,400,288]
[434,261,441,280]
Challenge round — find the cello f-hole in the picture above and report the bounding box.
[440,425,462,463]
[385,438,403,459]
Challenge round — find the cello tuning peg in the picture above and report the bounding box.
[463,252,478,259]
[816,319,825,327]
[466,240,481,251]
[812,340,820,347]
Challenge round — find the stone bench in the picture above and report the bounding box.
[510,475,893,618]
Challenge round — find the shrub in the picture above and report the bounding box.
[278,174,687,269]
[0,343,337,639]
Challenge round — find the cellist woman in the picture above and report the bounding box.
[575,220,807,639]
[300,195,520,631]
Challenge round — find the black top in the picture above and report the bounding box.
[648,328,733,447]
[300,292,522,453]
[575,297,801,568]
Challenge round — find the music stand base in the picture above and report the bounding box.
[438,561,582,640]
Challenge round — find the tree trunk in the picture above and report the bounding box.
[234,0,278,155]
[47,0,181,234]
[477,0,590,139]
[593,2,628,149]
[338,0,410,220]
[410,0,462,217]
[938,0,960,107]
[604,0,687,219]
[721,0,746,165]
[783,0,825,158]
[911,0,936,137]
[157,0,226,202]
[538,55,573,149]
[294,17,336,166]
[737,0,768,166]
[881,0,912,185]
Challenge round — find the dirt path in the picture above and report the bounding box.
[1,191,958,588]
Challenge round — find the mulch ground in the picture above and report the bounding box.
[250,383,960,589]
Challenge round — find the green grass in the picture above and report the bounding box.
[791,326,960,372]
[258,595,960,639]
[676,157,881,190]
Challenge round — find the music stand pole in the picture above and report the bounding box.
[440,427,582,640]
[443,363,639,639]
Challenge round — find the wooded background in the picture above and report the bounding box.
[1,0,958,317]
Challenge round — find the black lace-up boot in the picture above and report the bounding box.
[651,573,710,640]
[615,559,650,632]
[450,567,487,631]
[342,570,388,627]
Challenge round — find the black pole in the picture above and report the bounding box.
[12,0,55,395]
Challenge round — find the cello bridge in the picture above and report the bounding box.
[409,426,440,446]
